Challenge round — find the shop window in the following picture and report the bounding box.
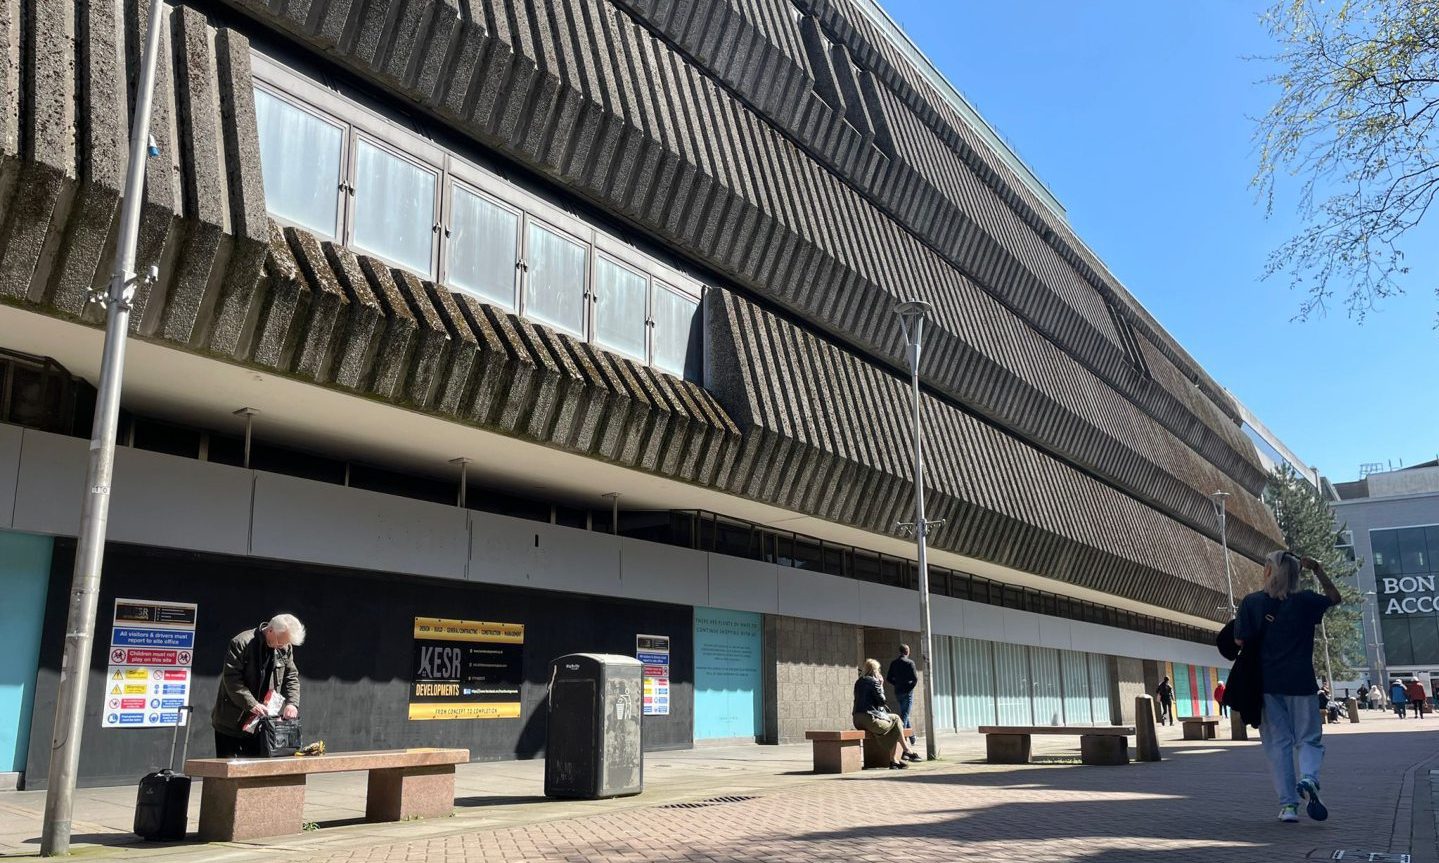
[1371,529,1401,576]
[652,284,699,377]
[447,184,519,308]
[524,222,587,336]
[1398,527,1430,574]
[254,88,344,237]
[351,139,437,275]
[593,256,648,360]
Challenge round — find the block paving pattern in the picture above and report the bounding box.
[301,717,1437,863]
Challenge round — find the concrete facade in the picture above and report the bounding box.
[0,0,1281,784]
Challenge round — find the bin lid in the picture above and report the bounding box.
[552,653,642,667]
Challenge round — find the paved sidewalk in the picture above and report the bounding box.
[1,712,1433,862]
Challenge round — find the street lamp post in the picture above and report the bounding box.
[895,300,938,762]
[1209,492,1235,617]
[1363,590,1388,685]
[40,0,169,854]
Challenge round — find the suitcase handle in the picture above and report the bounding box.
[169,705,193,772]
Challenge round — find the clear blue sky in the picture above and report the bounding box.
[879,0,1439,482]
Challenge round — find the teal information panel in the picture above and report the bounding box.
[693,608,761,740]
[0,531,53,773]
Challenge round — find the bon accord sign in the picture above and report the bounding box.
[1380,575,1439,615]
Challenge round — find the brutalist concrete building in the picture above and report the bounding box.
[0,0,1281,787]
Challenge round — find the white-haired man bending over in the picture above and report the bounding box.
[210,613,306,758]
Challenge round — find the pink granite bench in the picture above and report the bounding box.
[184,748,469,841]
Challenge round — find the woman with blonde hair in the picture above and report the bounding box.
[1234,550,1341,823]
[853,658,920,769]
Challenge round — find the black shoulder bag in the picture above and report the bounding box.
[1218,595,1282,729]
[254,650,302,757]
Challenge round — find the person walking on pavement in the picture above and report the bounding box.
[1390,679,1409,718]
[1156,677,1175,726]
[853,659,921,768]
[1234,551,1341,823]
[211,613,306,757]
[1215,680,1228,717]
[886,644,920,747]
[1369,682,1385,712]
[1406,678,1428,717]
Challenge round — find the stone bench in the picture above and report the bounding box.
[804,729,903,772]
[977,725,1137,766]
[184,748,469,841]
[804,730,866,773]
[1181,716,1221,740]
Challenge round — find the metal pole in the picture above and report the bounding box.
[897,301,937,762]
[1319,617,1334,687]
[450,457,470,508]
[41,0,168,854]
[1211,492,1234,617]
[234,407,258,469]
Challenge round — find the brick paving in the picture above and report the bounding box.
[2,716,1432,862]
[295,715,1437,863]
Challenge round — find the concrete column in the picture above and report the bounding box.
[1229,710,1249,740]
[1134,695,1161,762]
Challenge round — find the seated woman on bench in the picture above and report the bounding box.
[852,659,921,769]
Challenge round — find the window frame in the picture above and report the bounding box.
[440,174,523,311]
[519,213,592,340]
[346,131,443,279]
[249,49,706,380]
[249,80,350,241]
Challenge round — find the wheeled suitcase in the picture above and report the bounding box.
[133,705,193,841]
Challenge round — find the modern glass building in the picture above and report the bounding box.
[1333,464,1439,687]
[1,0,1273,787]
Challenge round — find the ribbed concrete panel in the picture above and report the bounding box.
[705,288,1261,622]
[203,0,1267,506]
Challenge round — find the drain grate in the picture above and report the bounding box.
[657,795,759,810]
[1329,853,1410,862]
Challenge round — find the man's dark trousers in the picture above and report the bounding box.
[896,691,915,744]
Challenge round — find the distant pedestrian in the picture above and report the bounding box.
[1156,677,1174,725]
[1214,681,1228,717]
[1369,683,1384,711]
[1391,680,1409,718]
[1406,679,1427,718]
[853,659,921,768]
[1234,551,1340,823]
[886,644,920,747]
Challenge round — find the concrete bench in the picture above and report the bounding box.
[1181,716,1221,740]
[804,730,865,773]
[977,725,1137,766]
[184,748,469,841]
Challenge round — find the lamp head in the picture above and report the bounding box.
[894,300,933,348]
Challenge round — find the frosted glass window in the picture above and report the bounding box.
[931,637,956,733]
[1088,653,1113,724]
[1030,647,1063,726]
[993,643,1032,725]
[652,285,698,376]
[253,88,343,236]
[1059,650,1092,724]
[593,257,647,359]
[525,223,586,335]
[448,185,518,307]
[352,139,436,275]
[953,638,996,729]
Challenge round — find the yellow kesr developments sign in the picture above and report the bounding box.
[408,617,524,721]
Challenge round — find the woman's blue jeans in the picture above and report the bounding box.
[1260,693,1324,806]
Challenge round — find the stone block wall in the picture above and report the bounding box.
[762,615,863,744]
[1113,656,1147,724]
[861,627,927,741]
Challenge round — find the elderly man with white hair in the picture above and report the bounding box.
[210,613,306,757]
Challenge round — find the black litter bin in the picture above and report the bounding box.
[543,653,643,799]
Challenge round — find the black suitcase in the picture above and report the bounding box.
[133,705,193,841]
